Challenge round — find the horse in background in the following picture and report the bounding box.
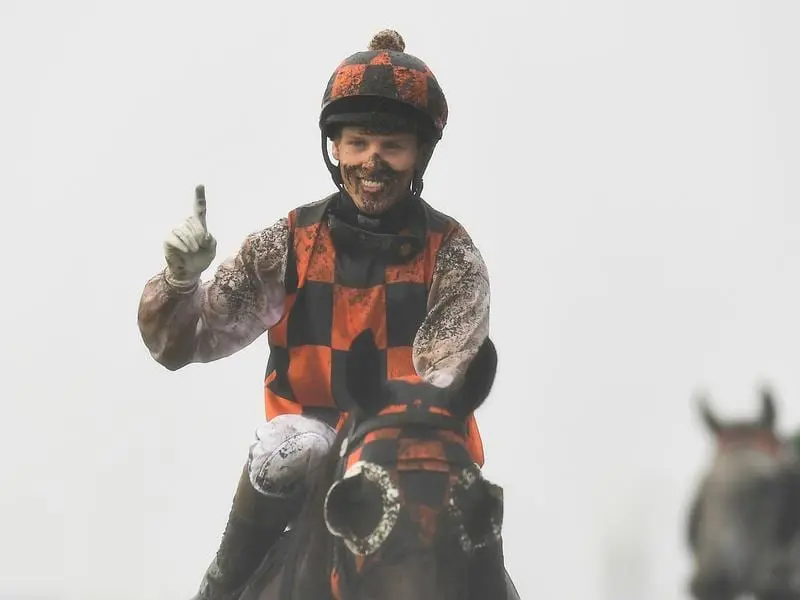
[687,386,800,600]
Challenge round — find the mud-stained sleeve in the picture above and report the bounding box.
[137,217,290,370]
[413,225,490,387]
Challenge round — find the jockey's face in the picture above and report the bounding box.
[332,126,420,215]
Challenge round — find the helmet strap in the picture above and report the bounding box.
[322,129,345,192]
[411,171,423,200]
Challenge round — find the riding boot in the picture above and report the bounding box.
[188,465,298,600]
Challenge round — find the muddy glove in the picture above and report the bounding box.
[163,184,217,289]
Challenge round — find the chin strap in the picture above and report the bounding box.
[411,171,423,199]
[322,130,345,192]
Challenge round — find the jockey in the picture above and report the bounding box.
[138,29,491,600]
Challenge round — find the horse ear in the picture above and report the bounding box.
[449,337,498,419]
[346,329,384,414]
[696,393,721,435]
[759,385,777,430]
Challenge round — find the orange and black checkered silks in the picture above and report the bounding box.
[262,195,485,466]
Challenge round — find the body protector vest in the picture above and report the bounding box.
[263,193,485,465]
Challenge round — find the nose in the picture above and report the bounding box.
[362,152,380,169]
[689,569,738,600]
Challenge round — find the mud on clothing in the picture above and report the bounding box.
[138,193,490,465]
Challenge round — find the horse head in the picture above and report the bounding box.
[321,329,506,600]
[688,386,789,600]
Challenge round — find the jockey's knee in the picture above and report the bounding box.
[246,414,337,498]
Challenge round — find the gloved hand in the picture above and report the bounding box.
[163,184,217,289]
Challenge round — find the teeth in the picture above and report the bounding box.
[361,179,385,189]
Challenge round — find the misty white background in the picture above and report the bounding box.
[2,1,799,599]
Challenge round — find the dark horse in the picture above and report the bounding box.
[687,386,800,600]
[236,329,520,600]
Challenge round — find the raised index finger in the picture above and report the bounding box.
[194,184,207,230]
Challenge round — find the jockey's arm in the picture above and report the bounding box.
[137,218,290,370]
[413,224,491,388]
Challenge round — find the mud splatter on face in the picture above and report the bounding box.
[332,126,420,215]
[340,153,414,215]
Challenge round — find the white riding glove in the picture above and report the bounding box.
[163,184,217,289]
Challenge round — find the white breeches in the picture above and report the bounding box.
[246,414,337,498]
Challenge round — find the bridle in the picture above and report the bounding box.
[277,407,475,600]
[336,409,470,475]
[714,427,784,458]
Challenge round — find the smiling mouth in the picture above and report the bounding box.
[359,178,388,192]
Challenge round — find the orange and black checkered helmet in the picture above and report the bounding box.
[320,30,448,142]
[319,30,448,189]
